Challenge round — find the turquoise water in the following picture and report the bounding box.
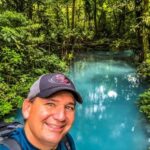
[69,53,149,150]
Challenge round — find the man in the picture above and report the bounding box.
[0,73,83,150]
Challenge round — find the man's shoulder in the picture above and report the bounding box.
[0,138,22,150]
[0,121,23,139]
[0,127,37,150]
[0,144,9,150]
[65,133,75,144]
[0,127,23,150]
[0,122,23,150]
[60,133,76,150]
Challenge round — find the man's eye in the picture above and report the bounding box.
[46,103,55,107]
[65,105,75,111]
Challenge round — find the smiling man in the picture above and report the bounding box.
[0,73,83,150]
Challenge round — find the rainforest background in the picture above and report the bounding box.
[0,0,150,124]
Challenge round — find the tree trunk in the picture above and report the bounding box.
[84,0,92,30]
[93,0,98,38]
[27,0,33,19]
[66,4,70,28]
[88,15,91,30]
[98,9,106,37]
[10,0,25,12]
[72,0,76,29]
[135,0,144,61]
[142,0,149,60]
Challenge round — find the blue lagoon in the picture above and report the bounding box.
[69,52,149,150]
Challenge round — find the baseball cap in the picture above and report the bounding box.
[27,73,83,104]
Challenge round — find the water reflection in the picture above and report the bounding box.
[79,71,141,120]
[70,55,149,150]
[108,90,118,98]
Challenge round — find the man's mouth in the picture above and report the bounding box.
[45,123,66,132]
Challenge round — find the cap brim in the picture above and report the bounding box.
[37,87,83,104]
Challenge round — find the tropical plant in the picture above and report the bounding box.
[138,89,150,121]
[0,11,67,119]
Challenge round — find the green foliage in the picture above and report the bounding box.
[138,89,150,120]
[0,11,28,27]
[0,11,67,119]
[110,38,132,51]
[137,58,150,82]
[137,56,150,122]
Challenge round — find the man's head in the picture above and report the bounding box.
[22,73,82,149]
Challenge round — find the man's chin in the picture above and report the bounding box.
[44,134,63,144]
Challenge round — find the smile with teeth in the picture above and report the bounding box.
[45,123,65,132]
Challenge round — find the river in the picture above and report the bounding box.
[68,51,149,150]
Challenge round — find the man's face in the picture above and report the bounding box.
[22,91,75,148]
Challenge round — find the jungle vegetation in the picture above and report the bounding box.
[0,0,150,121]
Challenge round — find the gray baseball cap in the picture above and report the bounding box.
[27,73,83,104]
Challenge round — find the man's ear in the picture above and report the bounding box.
[22,99,32,119]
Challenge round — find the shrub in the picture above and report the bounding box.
[138,89,150,120]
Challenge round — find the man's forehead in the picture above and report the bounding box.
[48,98,76,105]
[38,91,76,103]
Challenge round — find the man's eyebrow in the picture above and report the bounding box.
[47,98,57,101]
[46,98,76,105]
[67,102,76,106]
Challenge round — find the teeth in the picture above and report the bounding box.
[46,123,64,130]
[51,125,61,129]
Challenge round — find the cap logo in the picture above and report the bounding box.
[49,74,71,85]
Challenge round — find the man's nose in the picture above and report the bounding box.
[53,107,66,121]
